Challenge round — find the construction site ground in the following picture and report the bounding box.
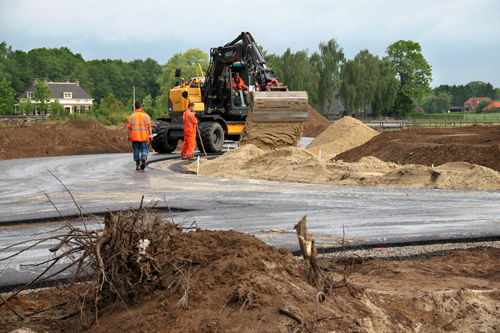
[1,112,500,332]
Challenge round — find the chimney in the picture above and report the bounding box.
[75,79,80,86]
[65,79,70,83]
[42,78,48,84]
[33,78,39,85]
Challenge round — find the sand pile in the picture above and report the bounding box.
[306,116,379,158]
[183,145,500,190]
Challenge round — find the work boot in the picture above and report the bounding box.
[188,156,197,161]
[181,156,187,160]
[135,161,141,170]
[140,156,147,170]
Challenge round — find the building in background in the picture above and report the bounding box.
[17,78,94,115]
[463,97,491,112]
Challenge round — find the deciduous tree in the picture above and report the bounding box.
[316,39,345,113]
[157,49,208,109]
[0,78,17,114]
[386,40,432,117]
[33,82,52,115]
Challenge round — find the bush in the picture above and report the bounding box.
[407,112,463,120]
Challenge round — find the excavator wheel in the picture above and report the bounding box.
[151,122,178,153]
[196,121,224,153]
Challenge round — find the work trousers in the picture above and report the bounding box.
[132,141,149,161]
[181,130,196,159]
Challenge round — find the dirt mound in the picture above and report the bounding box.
[302,105,331,137]
[0,120,132,160]
[306,116,379,158]
[3,227,500,333]
[336,124,500,172]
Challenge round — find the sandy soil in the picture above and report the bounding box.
[182,117,500,191]
[1,118,500,332]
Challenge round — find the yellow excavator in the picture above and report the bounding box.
[151,32,308,153]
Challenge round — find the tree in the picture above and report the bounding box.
[432,92,451,114]
[49,100,68,119]
[0,78,17,114]
[18,98,34,115]
[157,49,208,109]
[465,81,495,99]
[339,50,398,118]
[386,40,432,117]
[475,100,493,113]
[315,39,345,113]
[33,82,52,115]
[372,58,398,118]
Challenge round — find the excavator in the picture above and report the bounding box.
[151,32,308,153]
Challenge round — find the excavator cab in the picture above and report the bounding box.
[227,63,251,108]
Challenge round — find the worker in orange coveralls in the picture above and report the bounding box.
[181,102,198,160]
[127,100,153,170]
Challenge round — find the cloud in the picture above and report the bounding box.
[1,0,499,87]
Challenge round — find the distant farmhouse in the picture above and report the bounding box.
[483,101,500,112]
[18,78,94,115]
[464,97,491,112]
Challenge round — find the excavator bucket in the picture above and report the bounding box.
[249,90,309,123]
[239,90,309,151]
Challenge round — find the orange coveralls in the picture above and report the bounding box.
[181,108,198,159]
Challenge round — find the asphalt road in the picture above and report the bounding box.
[1,151,500,289]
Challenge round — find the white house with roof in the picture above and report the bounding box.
[18,78,94,115]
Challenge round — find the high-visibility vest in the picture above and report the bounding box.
[231,77,247,91]
[183,109,197,134]
[128,110,151,142]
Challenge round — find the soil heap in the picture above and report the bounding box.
[0,119,132,160]
[302,105,331,137]
[3,226,500,333]
[336,124,500,173]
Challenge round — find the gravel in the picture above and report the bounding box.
[316,240,500,261]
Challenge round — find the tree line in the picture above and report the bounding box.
[1,40,499,122]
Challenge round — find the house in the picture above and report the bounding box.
[18,78,94,115]
[463,97,491,112]
[482,101,500,112]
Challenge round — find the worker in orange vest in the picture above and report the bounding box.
[181,102,198,160]
[231,72,247,92]
[127,100,153,170]
[229,72,248,105]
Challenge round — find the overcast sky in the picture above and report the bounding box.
[1,0,499,88]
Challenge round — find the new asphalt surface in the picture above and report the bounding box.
[1,151,500,289]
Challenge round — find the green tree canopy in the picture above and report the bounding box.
[33,82,52,115]
[315,39,345,112]
[386,40,432,117]
[339,50,398,118]
[156,48,209,109]
[475,100,493,113]
[0,78,17,114]
[432,92,451,114]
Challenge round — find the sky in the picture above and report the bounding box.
[1,0,499,88]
